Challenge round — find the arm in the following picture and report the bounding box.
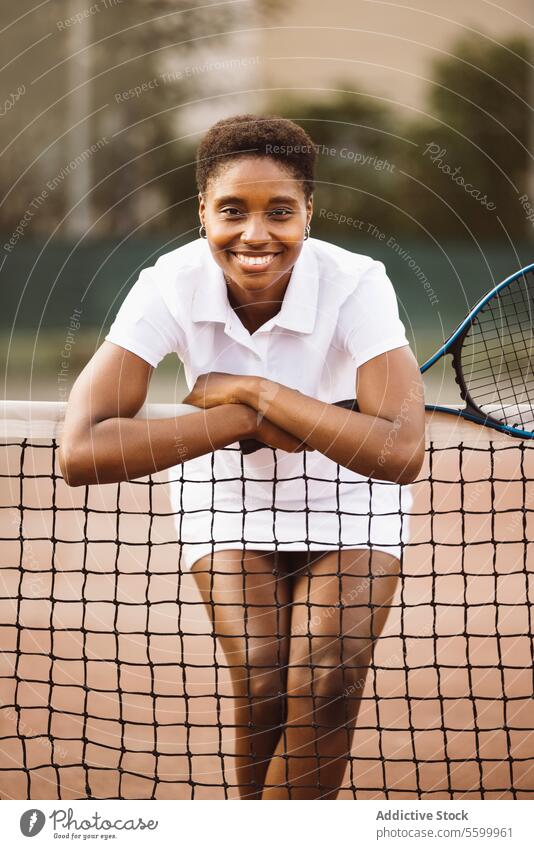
[183,346,426,483]
[58,342,305,487]
[247,345,425,482]
[58,342,254,487]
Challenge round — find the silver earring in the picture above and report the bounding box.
[304,224,310,240]
[199,224,207,239]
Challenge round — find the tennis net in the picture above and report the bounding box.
[0,400,533,800]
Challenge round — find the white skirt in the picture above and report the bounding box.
[167,444,412,571]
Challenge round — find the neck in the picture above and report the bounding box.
[225,269,293,332]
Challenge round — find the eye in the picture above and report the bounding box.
[220,207,244,217]
[270,208,292,218]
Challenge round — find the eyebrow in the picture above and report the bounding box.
[269,195,300,205]
[214,194,300,206]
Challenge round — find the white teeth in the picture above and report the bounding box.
[233,253,275,266]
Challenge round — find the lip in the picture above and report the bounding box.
[228,250,282,272]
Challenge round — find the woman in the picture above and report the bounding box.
[59,114,425,799]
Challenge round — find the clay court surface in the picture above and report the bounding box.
[1,412,533,799]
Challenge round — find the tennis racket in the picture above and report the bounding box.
[420,261,534,438]
[240,261,534,452]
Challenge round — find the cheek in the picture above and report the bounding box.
[282,232,305,254]
[206,225,235,253]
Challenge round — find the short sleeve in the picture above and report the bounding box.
[105,268,182,367]
[339,260,409,368]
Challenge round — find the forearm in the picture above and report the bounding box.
[59,404,255,486]
[241,381,417,482]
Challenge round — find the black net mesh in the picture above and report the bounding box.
[1,426,533,800]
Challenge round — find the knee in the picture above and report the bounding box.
[241,660,286,729]
[290,639,372,703]
[247,665,287,704]
[232,645,287,704]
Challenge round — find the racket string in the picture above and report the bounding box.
[460,270,534,429]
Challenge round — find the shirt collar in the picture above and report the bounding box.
[191,239,319,335]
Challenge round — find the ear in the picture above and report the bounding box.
[306,193,313,225]
[198,192,205,223]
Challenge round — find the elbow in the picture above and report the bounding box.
[395,466,422,485]
[57,442,90,487]
[372,438,425,485]
[393,439,425,484]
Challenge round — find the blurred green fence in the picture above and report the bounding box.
[1,235,532,397]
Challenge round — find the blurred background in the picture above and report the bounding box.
[1,0,532,403]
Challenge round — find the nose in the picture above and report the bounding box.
[241,211,270,243]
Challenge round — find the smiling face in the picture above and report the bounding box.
[198,156,313,300]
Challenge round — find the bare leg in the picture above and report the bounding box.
[192,549,291,799]
[262,548,401,799]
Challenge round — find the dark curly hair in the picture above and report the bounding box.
[196,114,316,200]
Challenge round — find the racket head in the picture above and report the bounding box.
[427,264,534,437]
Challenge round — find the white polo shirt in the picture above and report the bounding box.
[106,237,411,568]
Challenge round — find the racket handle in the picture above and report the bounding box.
[333,398,360,412]
[238,398,359,454]
[239,437,267,455]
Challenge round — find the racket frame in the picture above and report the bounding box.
[420,261,534,439]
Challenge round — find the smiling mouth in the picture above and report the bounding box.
[229,251,281,270]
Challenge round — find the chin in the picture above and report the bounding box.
[233,272,285,291]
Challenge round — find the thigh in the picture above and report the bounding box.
[288,549,401,670]
[192,550,293,678]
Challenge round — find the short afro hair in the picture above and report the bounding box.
[196,114,316,200]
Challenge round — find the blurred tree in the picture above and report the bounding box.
[397,34,531,239]
[267,34,532,243]
[91,0,278,235]
[0,0,283,238]
[268,87,405,244]
[1,18,529,244]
